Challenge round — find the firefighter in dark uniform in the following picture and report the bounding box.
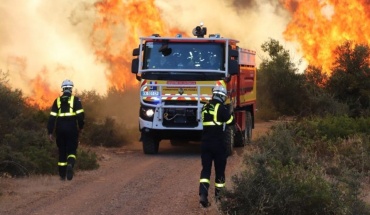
[199,85,235,207]
[47,79,84,181]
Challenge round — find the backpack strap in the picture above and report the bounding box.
[56,95,75,117]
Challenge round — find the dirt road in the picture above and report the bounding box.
[0,122,272,215]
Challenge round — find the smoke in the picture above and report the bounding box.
[155,0,303,68]
[230,0,287,15]
[0,0,108,94]
[0,0,303,97]
[231,0,259,10]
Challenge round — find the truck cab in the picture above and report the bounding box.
[132,25,256,155]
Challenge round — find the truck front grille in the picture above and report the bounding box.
[162,101,199,127]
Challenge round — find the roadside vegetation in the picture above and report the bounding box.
[0,72,139,179]
[219,40,370,214]
[0,39,369,213]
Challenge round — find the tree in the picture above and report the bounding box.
[326,41,370,117]
[303,66,348,116]
[258,38,306,117]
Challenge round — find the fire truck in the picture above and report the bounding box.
[131,24,256,155]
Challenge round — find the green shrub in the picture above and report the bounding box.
[0,132,100,176]
[219,119,370,214]
[294,117,370,176]
[81,117,131,147]
[0,83,93,177]
[220,163,354,215]
[76,148,99,170]
[303,116,370,140]
[0,144,30,177]
[336,134,370,175]
[0,128,56,176]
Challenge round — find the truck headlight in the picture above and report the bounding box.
[140,105,155,121]
[146,109,154,117]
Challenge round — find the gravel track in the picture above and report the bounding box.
[0,122,274,215]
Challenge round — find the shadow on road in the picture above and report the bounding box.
[156,140,202,156]
[143,140,246,158]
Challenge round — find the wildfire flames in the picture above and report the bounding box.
[92,0,182,90]
[282,0,370,74]
[27,0,182,109]
[4,0,369,109]
[26,69,60,109]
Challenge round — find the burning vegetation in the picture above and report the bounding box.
[282,0,370,74]
[1,0,369,109]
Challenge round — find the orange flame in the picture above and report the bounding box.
[92,0,183,90]
[7,56,58,110]
[26,0,184,108]
[26,67,59,110]
[282,0,370,74]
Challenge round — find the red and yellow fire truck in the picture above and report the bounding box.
[131,24,256,155]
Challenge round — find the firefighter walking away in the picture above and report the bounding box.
[199,85,235,207]
[47,79,85,181]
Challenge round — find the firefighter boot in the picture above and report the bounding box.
[215,186,223,202]
[59,166,66,181]
[199,194,211,208]
[66,164,74,180]
[66,156,76,181]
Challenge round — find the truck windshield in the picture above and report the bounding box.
[143,42,225,71]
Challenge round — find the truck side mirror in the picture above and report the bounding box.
[228,60,239,75]
[131,58,139,74]
[132,48,140,56]
[228,49,238,58]
[228,46,239,75]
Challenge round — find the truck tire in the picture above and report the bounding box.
[224,125,235,156]
[234,111,253,147]
[141,132,160,154]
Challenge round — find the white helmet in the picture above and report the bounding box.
[212,85,227,103]
[61,79,74,93]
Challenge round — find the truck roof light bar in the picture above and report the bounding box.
[209,34,221,38]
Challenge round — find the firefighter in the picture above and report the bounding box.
[199,85,235,207]
[47,79,85,181]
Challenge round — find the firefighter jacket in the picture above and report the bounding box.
[201,99,234,142]
[47,92,85,134]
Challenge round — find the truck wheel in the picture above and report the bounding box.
[234,111,253,147]
[141,132,160,154]
[224,125,235,156]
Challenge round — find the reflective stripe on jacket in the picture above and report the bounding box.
[47,93,85,134]
[202,102,233,127]
[49,96,84,117]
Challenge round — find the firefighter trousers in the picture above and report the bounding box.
[56,121,78,178]
[199,140,227,197]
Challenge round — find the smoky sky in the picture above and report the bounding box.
[1,0,297,97]
[231,0,258,9]
[230,0,287,15]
